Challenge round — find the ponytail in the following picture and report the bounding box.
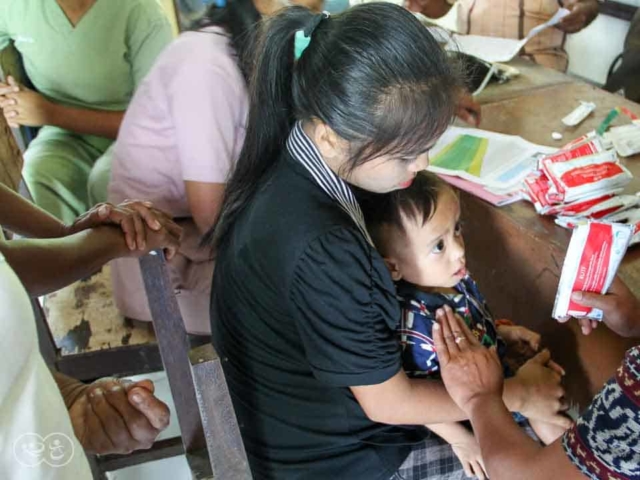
[204,7,318,249]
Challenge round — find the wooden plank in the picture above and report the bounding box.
[55,343,163,382]
[185,450,215,480]
[460,82,640,408]
[95,437,184,472]
[139,251,207,453]
[190,344,252,480]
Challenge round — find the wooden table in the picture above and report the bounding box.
[476,57,573,106]
[463,81,639,408]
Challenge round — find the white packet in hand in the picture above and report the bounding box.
[553,222,633,320]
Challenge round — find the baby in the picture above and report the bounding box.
[360,171,566,479]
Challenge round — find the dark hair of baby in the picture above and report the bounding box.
[359,171,455,251]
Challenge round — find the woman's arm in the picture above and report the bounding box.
[0,184,182,252]
[351,351,570,428]
[184,181,226,235]
[0,183,67,238]
[348,336,558,426]
[351,371,467,425]
[1,223,179,297]
[466,396,582,480]
[44,101,124,139]
[432,307,584,480]
[0,77,123,138]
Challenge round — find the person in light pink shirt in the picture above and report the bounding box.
[108,0,270,334]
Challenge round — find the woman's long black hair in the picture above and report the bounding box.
[206,2,462,249]
[197,0,261,80]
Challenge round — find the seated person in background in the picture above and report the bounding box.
[0,184,181,478]
[433,277,640,480]
[108,0,319,334]
[604,9,640,103]
[360,172,569,479]
[404,0,599,71]
[0,0,173,223]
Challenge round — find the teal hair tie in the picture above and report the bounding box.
[294,12,330,61]
[294,30,311,61]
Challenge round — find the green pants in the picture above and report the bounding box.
[22,126,113,224]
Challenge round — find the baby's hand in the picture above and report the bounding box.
[497,323,541,352]
[450,433,487,479]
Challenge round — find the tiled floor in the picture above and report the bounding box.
[107,372,193,480]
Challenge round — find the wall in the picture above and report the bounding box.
[566,13,631,85]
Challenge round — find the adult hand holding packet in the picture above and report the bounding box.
[553,222,634,320]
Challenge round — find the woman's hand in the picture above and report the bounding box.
[450,432,488,480]
[455,89,482,127]
[434,306,571,429]
[558,0,598,34]
[564,277,640,338]
[66,201,183,259]
[67,378,170,455]
[497,324,541,352]
[0,76,55,128]
[432,305,504,413]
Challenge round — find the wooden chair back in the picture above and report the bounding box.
[139,250,252,479]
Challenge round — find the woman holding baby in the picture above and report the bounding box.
[205,4,571,479]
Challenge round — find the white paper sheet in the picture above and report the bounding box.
[427,127,556,195]
[447,8,570,63]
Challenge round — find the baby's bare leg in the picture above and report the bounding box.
[528,418,567,445]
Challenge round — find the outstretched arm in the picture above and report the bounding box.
[432,306,584,480]
[1,222,179,297]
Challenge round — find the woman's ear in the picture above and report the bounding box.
[383,257,403,281]
[313,121,348,165]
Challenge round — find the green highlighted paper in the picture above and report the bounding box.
[430,134,489,176]
[426,127,555,205]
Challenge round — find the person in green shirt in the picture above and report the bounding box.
[0,0,173,223]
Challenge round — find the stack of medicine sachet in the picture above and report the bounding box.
[523,131,640,246]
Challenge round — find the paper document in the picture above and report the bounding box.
[436,173,524,207]
[447,8,570,63]
[427,127,555,196]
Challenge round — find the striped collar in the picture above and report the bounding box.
[286,121,373,246]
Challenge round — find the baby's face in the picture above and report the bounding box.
[387,190,466,289]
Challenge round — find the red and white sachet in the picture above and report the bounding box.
[603,208,640,246]
[552,222,634,320]
[555,194,639,219]
[544,192,619,217]
[523,171,553,213]
[541,150,632,203]
[539,137,604,168]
